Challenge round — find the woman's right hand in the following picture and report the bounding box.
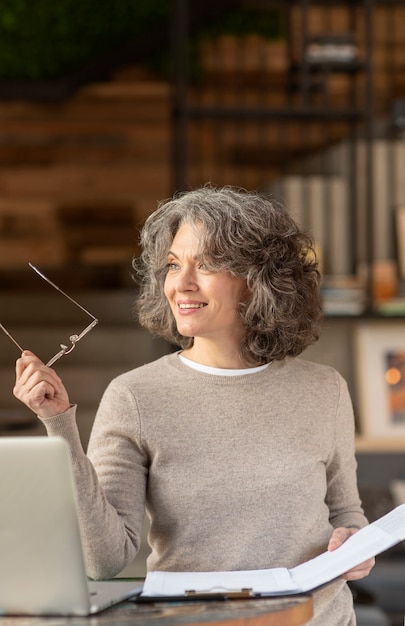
[13,350,71,419]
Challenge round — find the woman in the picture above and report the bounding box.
[14,185,373,625]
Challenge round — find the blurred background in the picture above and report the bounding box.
[1,2,405,621]
[0,0,403,291]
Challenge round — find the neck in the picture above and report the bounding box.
[182,340,252,370]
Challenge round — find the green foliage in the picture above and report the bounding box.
[188,7,283,83]
[0,1,282,82]
[0,0,170,81]
[202,7,282,41]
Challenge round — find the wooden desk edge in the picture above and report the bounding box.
[138,595,314,626]
[224,596,313,626]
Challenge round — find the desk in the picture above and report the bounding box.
[0,595,313,626]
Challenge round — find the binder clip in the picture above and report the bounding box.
[185,588,254,599]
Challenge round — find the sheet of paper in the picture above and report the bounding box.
[142,568,298,596]
[290,504,405,592]
[289,524,398,592]
[374,502,405,538]
[142,504,405,597]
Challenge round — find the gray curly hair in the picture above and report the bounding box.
[133,184,322,365]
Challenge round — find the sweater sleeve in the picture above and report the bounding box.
[325,372,368,531]
[38,379,148,580]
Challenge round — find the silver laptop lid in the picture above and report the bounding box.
[0,436,91,615]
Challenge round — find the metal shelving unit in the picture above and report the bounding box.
[170,0,375,291]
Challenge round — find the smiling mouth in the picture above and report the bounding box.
[178,303,207,309]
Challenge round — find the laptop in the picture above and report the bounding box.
[0,436,142,615]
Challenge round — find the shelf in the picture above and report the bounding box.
[356,437,405,453]
[282,1,371,5]
[186,104,365,121]
[291,60,367,73]
[325,312,405,320]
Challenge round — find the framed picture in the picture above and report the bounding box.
[356,321,405,438]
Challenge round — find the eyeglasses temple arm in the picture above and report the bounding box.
[28,263,98,321]
[0,323,24,352]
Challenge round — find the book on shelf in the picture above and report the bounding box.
[305,33,358,64]
[321,275,367,316]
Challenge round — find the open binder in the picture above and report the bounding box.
[140,503,405,600]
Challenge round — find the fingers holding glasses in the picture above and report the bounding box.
[14,350,71,419]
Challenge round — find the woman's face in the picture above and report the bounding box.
[164,222,248,346]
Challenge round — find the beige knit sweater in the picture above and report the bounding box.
[40,352,367,626]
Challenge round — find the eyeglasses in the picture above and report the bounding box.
[0,263,98,367]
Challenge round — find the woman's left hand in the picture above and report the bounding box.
[327,527,375,581]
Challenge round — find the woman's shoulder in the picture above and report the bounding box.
[112,351,177,384]
[278,358,350,409]
[286,356,346,386]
